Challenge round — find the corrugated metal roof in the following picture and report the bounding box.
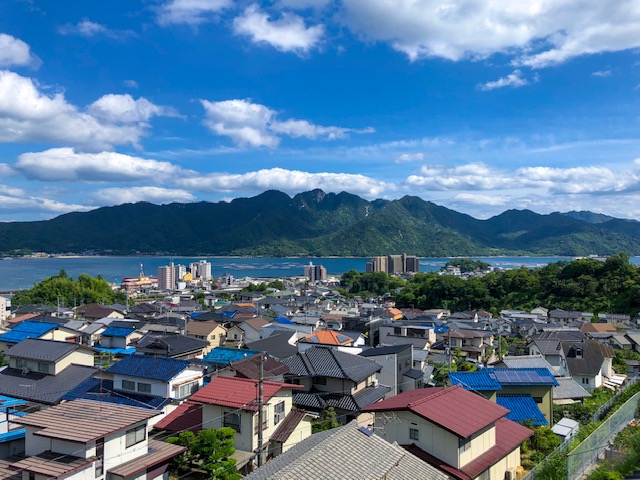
[12,451,93,478]
[154,401,202,432]
[553,377,591,400]
[108,440,185,477]
[106,354,196,381]
[496,395,548,426]
[364,386,509,438]
[5,339,91,362]
[101,327,136,337]
[62,378,171,410]
[15,399,159,443]
[450,368,558,391]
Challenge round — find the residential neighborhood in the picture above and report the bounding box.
[0,259,639,480]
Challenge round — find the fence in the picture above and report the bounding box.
[590,377,638,422]
[566,391,640,480]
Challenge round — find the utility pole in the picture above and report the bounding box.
[448,325,452,374]
[257,353,265,467]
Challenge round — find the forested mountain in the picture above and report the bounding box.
[2,189,640,256]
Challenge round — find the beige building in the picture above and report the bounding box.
[186,320,227,353]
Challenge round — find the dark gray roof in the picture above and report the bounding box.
[5,339,93,362]
[403,368,424,379]
[245,420,449,480]
[562,340,615,376]
[284,347,381,383]
[245,333,298,360]
[292,385,391,412]
[136,333,208,356]
[0,364,99,404]
[360,344,412,357]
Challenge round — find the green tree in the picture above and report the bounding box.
[167,428,240,479]
[312,407,341,433]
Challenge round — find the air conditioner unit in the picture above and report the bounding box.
[21,367,31,375]
[371,379,379,387]
[505,467,517,480]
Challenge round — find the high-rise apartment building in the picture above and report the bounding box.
[366,254,420,274]
[190,260,212,280]
[157,264,174,291]
[304,262,327,282]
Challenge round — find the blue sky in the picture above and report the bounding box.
[1,0,640,222]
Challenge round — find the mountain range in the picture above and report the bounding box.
[1,189,639,257]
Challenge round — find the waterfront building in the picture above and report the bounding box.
[366,254,420,274]
[189,260,212,281]
[303,262,327,282]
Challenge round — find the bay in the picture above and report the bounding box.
[0,255,601,291]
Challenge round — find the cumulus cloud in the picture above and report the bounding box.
[517,166,631,193]
[395,152,424,163]
[592,70,612,77]
[200,98,372,147]
[58,20,135,39]
[175,167,392,197]
[0,34,38,68]
[0,194,91,214]
[339,0,640,67]
[0,71,169,149]
[275,0,331,9]
[157,0,231,25]
[477,70,530,91]
[233,4,324,54]
[453,193,509,207]
[16,148,185,182]
[92,186,196,205]
[88,94,179,123]
[406,163,512,190]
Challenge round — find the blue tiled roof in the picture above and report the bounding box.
[0,395,27,408]
[203,347,261,366]
[62,378,170,410]
[0,321,59,344]
[497,395,548,426]
[449,367,558,391]
[106,354,194,381]
[102,327,137,338]
[449,371,502,391]
[0,429,25,443]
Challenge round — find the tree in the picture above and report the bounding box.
[167,428,240,479]
[312,407,341,433]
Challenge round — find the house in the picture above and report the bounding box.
[203,346,262,370]
[76,303,125,320]
[185,321,227,353]
[561,339,615,391]
[99,327,143,349]
[155,375,310,466]
[224,354,290,382]
[3,399,184,480]
[0,321,80,349]
[239,317,271,344]
[449,368,558,426]
[135,333,208,359]
[444,329,495,363]
[363,386,533,480]
[0,395,27,458]
[360,344,422,397]
[552,377,591,405]
[282,346,391,424]
[245,332,298,360]
[244,420,449,480]
[0,339,98,405]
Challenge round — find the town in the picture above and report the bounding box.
[0,255,639,480]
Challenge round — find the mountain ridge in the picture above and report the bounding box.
[1,190,640,256]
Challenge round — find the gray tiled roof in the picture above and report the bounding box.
[0,364,99,404]
[500,355,557,372]
[293,385,392,412]
[245,420,449,480]
[5,339,92,362]
[283,347,381,383]
[359,344,412,357]
[246,333,298,359]
[553,377,591,400]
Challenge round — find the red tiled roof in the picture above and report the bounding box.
[155,401,202,432]
[403,417,533,480]
[108,440,186,478]
[363,385,509,438]
[188,377,303,411]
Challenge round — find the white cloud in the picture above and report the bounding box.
[123,79,139,89]
[406,163,512,190]
[16,148,185,182]
[453,193,509,206]
[517,165,631,193]
[0,34,38,68]
[0,194,91,214]
[339,0,640,67]
[58,20,135,39]
[233,4,324,54]
[92,186,196,205]
[477,70,530,91]
[200,98,372,147]
[88,94,179,123]
[592,70,612,77]
[395,152,424,163]
[157,0,231,25]
[175,167,392,197]
[0,71,166,149]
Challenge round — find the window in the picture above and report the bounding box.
[582,378,589,384]
[533,397,543,404]
[122,380,135,391]
[15,358,26,369]
[95,438,104,477]
[274,401,285,425]
[313,377,327,385]
[176,381,199,398]
[253,407,268,434]
[137,382,152,394]
[125,424,146,448]
[224,412,241,433]
[37,362,50,374]
[211,334,216,340]
[409,428,419,441]
[459,437,470,452]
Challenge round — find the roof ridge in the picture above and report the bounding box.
[408,385,456,408]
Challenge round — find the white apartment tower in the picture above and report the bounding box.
[158,262,175,291]
[190,260,212,280]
